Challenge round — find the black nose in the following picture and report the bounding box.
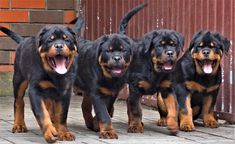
[55,44,64,49]
[166,50,174,57]
[202,49,210,56]
[113,55,121,62]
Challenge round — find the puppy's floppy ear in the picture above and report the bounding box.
[189,30,205,52]
[214,32,231,55]
[66,26,79,52]
[36,26,49,48]
[173,31,184,49]
[95,35,108,58]
[143,31,158,53]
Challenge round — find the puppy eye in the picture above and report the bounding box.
[106,47,113,52]
[50,35,55,41]
[160,40,166,45]
[210,42,216,48]
[63,35,68,39]
[199,42,204,47]
[170,41,176,46]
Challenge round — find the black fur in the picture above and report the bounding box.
[174,31,230,131]
[2,25,78,143]
[0,26,23,43]
[118,3,147,34]
[73,3,146,139]
[127,29,184,135]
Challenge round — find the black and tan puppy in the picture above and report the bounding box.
[73,3,147,139]
[127,29,184,135]
[174,31,230,131]
[0,25,78,143]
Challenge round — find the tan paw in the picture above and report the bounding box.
[167,117,178,135]
[58,131,75,141]
[204,119,219,128]
[180,121,195,132]
[157,118,167,126]
[12,123,27,133]
[43,125,58,143]
[127,124,144,133]
[99,129,118,139]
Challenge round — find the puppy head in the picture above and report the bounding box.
[143,29,184,72]
[36,25,78,75]
[189,31,230,75]
[96,34,133,78]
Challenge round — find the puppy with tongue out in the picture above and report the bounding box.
[127,29,184,135]
[0,25,79,143]
[173,31,230,132]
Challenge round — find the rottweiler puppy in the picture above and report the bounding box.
[0,25,78,143]
[174,31,230,131]
[127,29,184,135]
[73,3,147,139]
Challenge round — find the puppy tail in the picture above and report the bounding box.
[0,26,24,44]
[70,15,85,36]
[118,3,147,35]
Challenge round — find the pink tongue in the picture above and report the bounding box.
[112,69,122,74]
[163,62,173,70]
[203,63,212,74]
[54,58,67,74]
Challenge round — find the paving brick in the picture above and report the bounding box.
[0,10,29,22]
[47,0,74,10]
[12,0,46,9]
[0,96,234,143]
[29,10,63,24]
[11,23,45,36]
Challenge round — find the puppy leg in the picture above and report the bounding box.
[53,92,75,141]
[81,94,95,130]
[159,91,178,135]
[179,95,195,131]
[127,86,143,133]
[157,93,167,126]
[29,88,58,143]
[12,73,28,133]
[202,95,218,128]
[91,93,118,139]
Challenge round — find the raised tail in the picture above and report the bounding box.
[0,26,24,43]
[118,3,147,35]
[70,15,85,36]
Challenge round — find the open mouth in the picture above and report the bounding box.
[157,60,174,71]
[198,59,217,74]
[106,65,126,76]
[47,55,70,74]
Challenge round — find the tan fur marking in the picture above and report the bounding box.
[138,80,151,90]
[39,81,56,89]
[179,95,195,131]
[185,81,205,92]
[13,81,28,132]
[98,55,112,78]
[164,93,178,133]
[160,80,171,88]
[40,100,53,130]
[99,87,113,96]
[207,85,219,93]
[202,96,218,128]
[164,93,177,118]
[157,93,167,113]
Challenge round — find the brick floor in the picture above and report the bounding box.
[0,96,234,144]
